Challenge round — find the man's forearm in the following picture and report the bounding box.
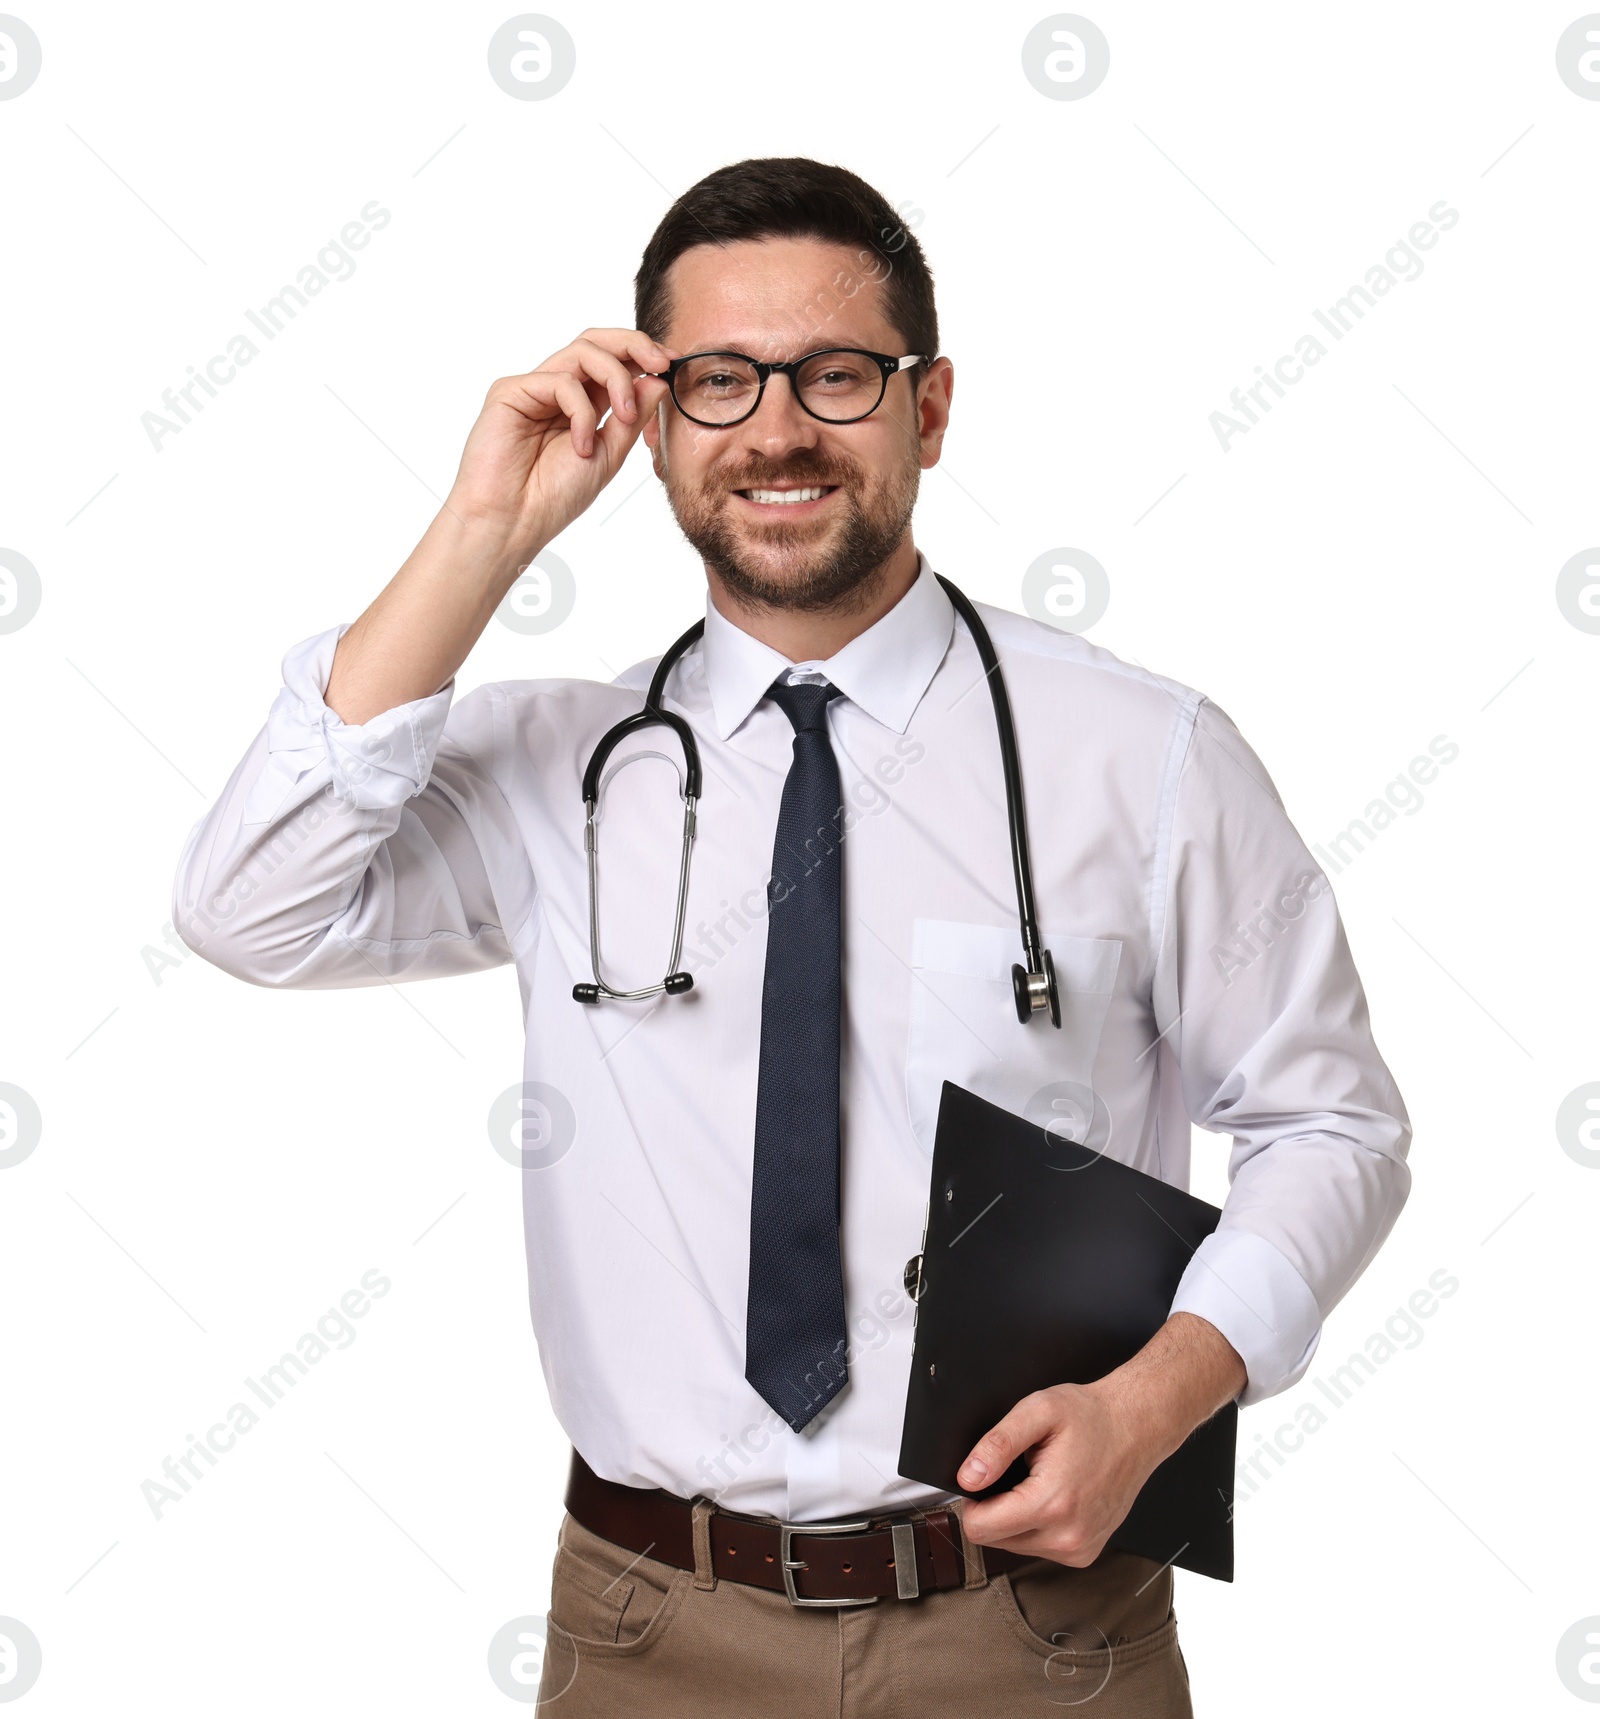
[324,506,531,726]
[1101,1311,1246,1463]
[322,332,671,727]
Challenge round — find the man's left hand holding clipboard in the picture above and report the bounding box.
[953,1311,1245,1568]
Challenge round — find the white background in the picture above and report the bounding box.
[2,1,1597,1713]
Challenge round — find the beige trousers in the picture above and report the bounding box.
[535,1509,1193,1716]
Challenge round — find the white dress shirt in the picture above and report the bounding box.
[173,553,1411,1521]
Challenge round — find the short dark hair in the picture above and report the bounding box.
[634,157,938,364]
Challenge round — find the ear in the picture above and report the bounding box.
[643,397,668,479]
[916,357,955,470]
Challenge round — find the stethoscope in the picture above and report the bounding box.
[571,574,1062,1030]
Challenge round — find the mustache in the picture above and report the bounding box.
[713,456,860,491]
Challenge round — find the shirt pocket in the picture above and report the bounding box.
[903,919,1123,1156]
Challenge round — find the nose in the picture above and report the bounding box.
[736,368,822,461]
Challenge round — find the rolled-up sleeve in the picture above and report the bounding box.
[1154,698,1412,1407]
[173,626,520,988]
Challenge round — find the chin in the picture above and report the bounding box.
[672,479,914,612]
[733,535,843,587]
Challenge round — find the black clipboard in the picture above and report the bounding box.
[897,1082,1237,1581]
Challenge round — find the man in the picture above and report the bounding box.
[174,157,1411,1715]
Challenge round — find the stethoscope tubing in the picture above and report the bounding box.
[933,576,1047,980]
[572,580,1059,1026]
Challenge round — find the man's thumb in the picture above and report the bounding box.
[957,1392,1053,1489]
[595,376,668,475]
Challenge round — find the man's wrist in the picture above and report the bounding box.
[429,500,546,599]
[1095,1313,1247,1467]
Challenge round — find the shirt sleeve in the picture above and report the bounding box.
[1153,698,1412,1407]
[172,626,523,987]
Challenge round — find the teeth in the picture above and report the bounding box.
[743,486,827,504]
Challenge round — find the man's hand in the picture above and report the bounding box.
[446,328,676,552]
[325,328,675,725]
[956,1313,1247,1567]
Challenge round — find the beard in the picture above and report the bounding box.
[663,445,920,614]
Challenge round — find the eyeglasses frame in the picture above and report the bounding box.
[654,348,930,428]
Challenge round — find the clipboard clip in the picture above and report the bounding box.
[903,1199,930,1306]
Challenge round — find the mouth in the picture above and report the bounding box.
[732,483,840,515]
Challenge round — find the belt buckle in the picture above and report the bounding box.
[778,1517,882,1608]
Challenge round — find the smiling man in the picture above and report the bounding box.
[174,158,1411,1716]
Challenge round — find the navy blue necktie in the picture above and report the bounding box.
[745,676,850,1433]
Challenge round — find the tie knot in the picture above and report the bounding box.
[766,677,841,735]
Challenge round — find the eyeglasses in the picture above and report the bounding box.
[657,348,928,428]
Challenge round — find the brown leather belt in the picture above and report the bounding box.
[564,1450,1029,1606]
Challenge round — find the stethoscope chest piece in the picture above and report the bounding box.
[1012,948,1061,1027]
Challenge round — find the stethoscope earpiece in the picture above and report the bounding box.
[575,971,693,1004]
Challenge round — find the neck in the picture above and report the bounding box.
[705,537,921,663]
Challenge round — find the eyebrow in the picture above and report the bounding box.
[670,338,890,360]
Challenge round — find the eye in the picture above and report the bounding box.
[798,353,878,392]
[678,356,759,398]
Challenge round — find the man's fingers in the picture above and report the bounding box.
[969,1518,1102,1569]
[518,329,676,450]
[531,372,598,456]
[550,327,675,387]
[494,368,591,423]
[565,339,651,426]
[484,326,676,470]
[573,326,676,376]
[593,375,668,470]
[958,1391,1056,1491]
[960,1450,1110,1563]
[959,1467,1053,1548]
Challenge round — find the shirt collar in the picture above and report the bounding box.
[700,552,954,740]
